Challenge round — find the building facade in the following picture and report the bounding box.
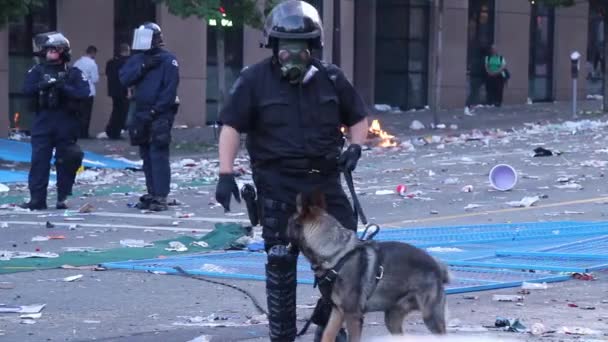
[0,0,593,137]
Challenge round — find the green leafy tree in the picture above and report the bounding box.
[155,0,278,121]
[534,0,608,111]
[0,0,42,28]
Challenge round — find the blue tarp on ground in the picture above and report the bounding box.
[0,138,138,169]
[0,170,30,183]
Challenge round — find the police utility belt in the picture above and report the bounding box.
[254,157,339,174]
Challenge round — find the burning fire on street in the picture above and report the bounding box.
[368,119,398,147]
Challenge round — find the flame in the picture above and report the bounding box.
[368,119,397,147]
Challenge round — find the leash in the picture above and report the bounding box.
[343,170,367,226]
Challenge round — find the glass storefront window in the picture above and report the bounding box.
[529,3,555,102]
[467,0,495,106]
[8,1,57,131]
[374,0,430,110]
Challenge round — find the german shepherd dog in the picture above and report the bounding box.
[287,191,449,342]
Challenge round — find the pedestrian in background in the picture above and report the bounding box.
[105,43,131,139]
[74,45,99,138]
[484,45,507,107]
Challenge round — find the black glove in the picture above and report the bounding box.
[142,55,162,71]
[215,173,241,212]
[38,77,58,90]
[338,144,362,172]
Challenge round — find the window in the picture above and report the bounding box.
[205,22,244,123]
[114,0,157,54]
[467,0,495,106]
[529,3,555,102]
[587,2,605,92]
[374,0,430,110]
[8,0,57,131]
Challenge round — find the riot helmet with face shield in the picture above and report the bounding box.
[33,32,72,63]
[131,22,164,52]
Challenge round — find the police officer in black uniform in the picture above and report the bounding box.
[20,32,90,210]
[215,1,369,341]
[120,22,180,211]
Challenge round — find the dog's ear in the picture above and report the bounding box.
[298,188,326,222]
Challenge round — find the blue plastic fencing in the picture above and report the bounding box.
[102,251,571,294]
[0,138,139,169]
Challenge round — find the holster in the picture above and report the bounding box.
[241,184,259,226]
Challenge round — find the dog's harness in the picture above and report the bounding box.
[315,224,383,298]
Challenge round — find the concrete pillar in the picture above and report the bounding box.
[157,5,207,128]
[322,0,334,64]
[0,29,8,138]
[57,0,113,137]
[429,0,468,109]
[353,0,376,107]
[340,0,355,81]
[554,3,588,101]
[243,26,267,67]
[494,0,531,104]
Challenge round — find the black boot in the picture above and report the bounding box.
[19,201,47,210]
[148,196,168,212]
[134,194,153,209]
[56,194,68,210]
[266,245,298,342]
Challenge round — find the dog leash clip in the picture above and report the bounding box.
[360,223,380,241]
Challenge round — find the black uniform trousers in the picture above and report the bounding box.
[253,165,357,341]
[105,96,129,139]
[79,96,94,138]
[138,114,174,198]
[486,74,505,107]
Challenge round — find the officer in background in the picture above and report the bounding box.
[119,22,180,211]
[20,32,90,210]
[214,1,369,341]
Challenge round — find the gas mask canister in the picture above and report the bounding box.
[277,40,311,84]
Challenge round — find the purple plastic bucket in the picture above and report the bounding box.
[489,164,518,191]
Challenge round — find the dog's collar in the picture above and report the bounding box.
[316,241,384,296]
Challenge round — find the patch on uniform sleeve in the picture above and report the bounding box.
[172,59,179,67]
[81,72,88,81]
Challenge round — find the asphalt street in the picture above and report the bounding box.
[2,101,608,341]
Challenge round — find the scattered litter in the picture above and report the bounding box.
[464,204,482,211]
[0,282,15,289]
[119,239,154,248]
[64,217,85,221]
[493,295,524,302]
[63,274,83,282]
[61,264,106,271]
[396,184,407,196]
[443,178,459,185]
[0,304,46,314]
[375,190,394,195]
[165,241,188,252]
[462,295,478,300]
[20,318,37,324]
[426,247,463,253]
[533,147,558,157]
[506,196,539,208]
[191,241,209,248]
[31,235,50,242]
[555,183,583,190]
[83,320,101,324]
[45,221,55,228]
[200,263,236,274]
[0,251,59,261]
[461,185,473,193]
[0,183,9,193]
[530,323,545,336]
[78,203,94,213]
[581,160,608,168]
[572,272,595,281]
[0,222,8,228]
[559,326,601,335]
[567,303,578,308]
[187,335,212,342]
[409,120,425,130]
[521,282,548,290]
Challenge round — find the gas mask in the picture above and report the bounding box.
[277,40,311,84]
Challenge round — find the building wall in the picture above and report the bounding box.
[57,0,114,137]
[340,0,355,81]
[0,30,8,138]
[554,3,588,101]
[494,0,531,104]
[157,5,207,128]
